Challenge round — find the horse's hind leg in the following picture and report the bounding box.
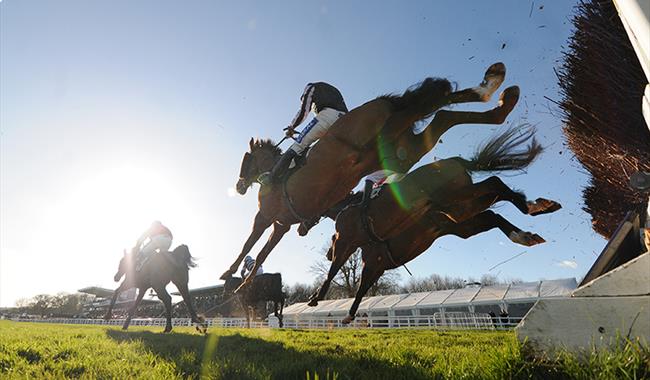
[343,247,386,325]
[438,176,561,222]
[154,286,174,333]
[174,279,206,333]
[448,210,545,247]
[447,62,506,104]
[122,288,146,330]
[221,212,272,280]
[422,86,520,144]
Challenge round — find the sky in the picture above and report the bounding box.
[0,0,607,307]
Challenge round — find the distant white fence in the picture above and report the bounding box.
[281,312,521,330]
[13,312,521,330]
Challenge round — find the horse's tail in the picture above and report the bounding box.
[456,125,543,172]
[378,77,452,120]
[173,244,197,269]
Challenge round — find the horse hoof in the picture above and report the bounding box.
[219,270,235,280]
[342,316,354,325]
[486,62,506,78]
[163,328,172,333]
[477,62,506,101]
[528,198,562,216]
[497,86,520,109]
[307,299,319,307]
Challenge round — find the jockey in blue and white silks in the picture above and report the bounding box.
[241,255,264,278]
[258,82,348,185]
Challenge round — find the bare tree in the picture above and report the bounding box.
[284,283,317,305]
[310,248,400,299]
[401,273,523,293]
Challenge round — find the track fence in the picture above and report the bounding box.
[12,312,521,330]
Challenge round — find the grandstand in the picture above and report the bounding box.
[78,286,162,318]
[281,278,577,328]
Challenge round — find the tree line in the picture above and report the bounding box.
[7,293,95,317]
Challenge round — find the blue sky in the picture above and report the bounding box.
[0,0,605,307]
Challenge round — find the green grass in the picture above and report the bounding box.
[0,320,647,379]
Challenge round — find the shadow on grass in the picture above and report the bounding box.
[106,329,431,380]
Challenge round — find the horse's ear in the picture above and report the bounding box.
[123,249,127,256]
[249,137,255,150]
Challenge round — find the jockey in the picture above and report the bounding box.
[358,169,405,209]
[134,221,173,272]
[241,255,264,278]
[258,82,348,185]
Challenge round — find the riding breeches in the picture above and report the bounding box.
[290,107,345,154]
[140,234,172,258]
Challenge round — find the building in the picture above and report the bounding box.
[281,278,577,327]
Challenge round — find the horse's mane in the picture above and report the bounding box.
[252,138,282,155]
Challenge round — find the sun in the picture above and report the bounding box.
[38,165,188,258]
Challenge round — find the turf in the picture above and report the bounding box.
[0,320,647,379]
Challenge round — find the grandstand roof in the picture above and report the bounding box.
[283,278,577,316]
[171,284,224,297]
[78,286,114,298]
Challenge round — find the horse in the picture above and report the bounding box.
[308,128,562,322]
[223,63,520,291]
[223,274,285,328]
[104,245,207,333]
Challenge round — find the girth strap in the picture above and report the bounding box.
[282,176,310,224]
[360,206,412,276]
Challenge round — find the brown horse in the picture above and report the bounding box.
[309,130,562,323]
[224,64,519,290]
[104,245,207,333]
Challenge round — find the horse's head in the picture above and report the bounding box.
[114,249,134,282]
[236,137,282,194]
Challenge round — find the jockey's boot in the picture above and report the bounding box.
[358,179,374,209]
[135,254,149,272]
[258,149,298,186]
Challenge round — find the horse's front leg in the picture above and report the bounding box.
[236,221,290,292]
[343,248,386,325]
[308,235,358,306]
[154,286,174,333]
[221,212,272,280]
[122,287,146,330]
[104,281,128,320]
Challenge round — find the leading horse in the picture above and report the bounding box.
[225,63,519,291]
[104,245,207,333]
